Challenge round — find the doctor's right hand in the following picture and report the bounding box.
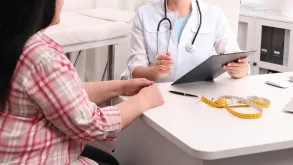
[152,52,174,79]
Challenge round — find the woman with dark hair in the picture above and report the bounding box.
[0,0,164,165]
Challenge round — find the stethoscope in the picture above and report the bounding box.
[157,0,202,55]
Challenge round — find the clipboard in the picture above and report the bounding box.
[171,50,256,85]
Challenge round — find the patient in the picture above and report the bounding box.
[0,0,163,165]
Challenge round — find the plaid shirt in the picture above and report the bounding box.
[0,32,122,165]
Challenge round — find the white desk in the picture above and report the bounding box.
[114,73,293,165]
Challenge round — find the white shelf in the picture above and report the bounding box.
[240,8,293,24]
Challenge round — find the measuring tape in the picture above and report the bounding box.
[201,96,270,119]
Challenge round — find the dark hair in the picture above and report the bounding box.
[0,1,56,110]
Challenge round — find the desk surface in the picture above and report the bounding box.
[120,73,293,160]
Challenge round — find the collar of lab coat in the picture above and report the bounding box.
[155,0,207,18]
[155,0,208,32]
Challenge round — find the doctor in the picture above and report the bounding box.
[123,0,249,82]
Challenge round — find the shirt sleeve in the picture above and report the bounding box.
[214,9,241,54]
[123,11,149,80]
[25,52,122,142]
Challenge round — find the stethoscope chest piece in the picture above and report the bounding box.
[185,43,196,52]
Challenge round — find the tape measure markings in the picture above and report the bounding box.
[201,96,270,119]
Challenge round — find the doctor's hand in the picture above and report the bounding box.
[223,57,249,79]
[152,52,174,79]
[120,78,154,96]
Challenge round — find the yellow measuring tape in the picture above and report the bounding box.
[201,96,270,119]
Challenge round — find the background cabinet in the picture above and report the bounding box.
[238,10,293,75]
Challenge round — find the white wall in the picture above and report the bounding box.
[204,0,240,35]
[94,0,145,11]
[63,0,95,11]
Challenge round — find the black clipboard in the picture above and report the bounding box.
[171,50,256,85]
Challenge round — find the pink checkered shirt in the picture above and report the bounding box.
[0,32,122,165]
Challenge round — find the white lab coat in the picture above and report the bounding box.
[123,0,241,82]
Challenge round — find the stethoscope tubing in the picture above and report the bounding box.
[156,0,202,54]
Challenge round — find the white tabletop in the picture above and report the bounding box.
[120,73,293,160]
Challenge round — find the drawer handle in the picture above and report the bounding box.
[274,51,281,55]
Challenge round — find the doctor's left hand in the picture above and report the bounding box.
[120,78,154,96]
[223,57,249,79]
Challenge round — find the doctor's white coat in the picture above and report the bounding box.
[123,0,241,82]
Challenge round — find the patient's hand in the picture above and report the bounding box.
[120,78,154,96]
[223,57,249,79]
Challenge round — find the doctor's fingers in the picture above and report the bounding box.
[158,70,171,74]
[156,60,174,66]
[238,57,249,63]
[225,62,248,68]
[157,65,172,71]
[157,55,172,61]
[223,63,248,71]
[223,66,243,72]
[157,70,171,77]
